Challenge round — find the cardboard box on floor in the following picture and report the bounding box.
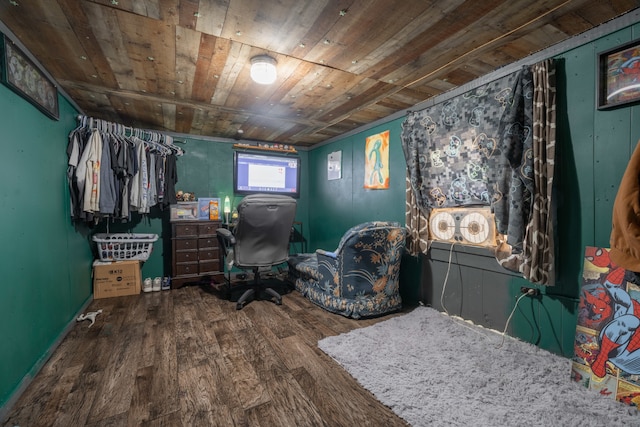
[93,260,141,299]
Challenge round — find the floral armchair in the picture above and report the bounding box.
[288,221,407,319]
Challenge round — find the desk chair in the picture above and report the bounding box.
[216,194,297,309]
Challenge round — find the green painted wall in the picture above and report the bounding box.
[93,136,310,281]
[0,85,93,409]
[304,22,640,357]
[529,22,640,354]
[307,120,406,248]
[3,14,640,416]
[306,120,421,302]
[177,138,310,228]
[91,139,240,282]
[507,22,640,356]
[111,138,311,287]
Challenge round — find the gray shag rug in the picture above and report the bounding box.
[318,306,639,427]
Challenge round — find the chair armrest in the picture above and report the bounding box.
[316,249,337,258]
[216,227,236,244]
[289,253,322,281]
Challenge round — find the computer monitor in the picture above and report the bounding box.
[233,150,300,198]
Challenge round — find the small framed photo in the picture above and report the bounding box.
[597,38,640,110]
[0,34,59,120]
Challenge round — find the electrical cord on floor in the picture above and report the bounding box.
[496,289,534,349]
[439,241,456,316]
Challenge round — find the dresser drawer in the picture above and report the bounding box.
[171,220,222,288]
[199,223,219,237]
[174,223,199,237]
[175,251,198,263]
[175,263,199,276]
[199,260,220,274]
[175,238,197,251]
[199,237,217,249]
[199,248,218,261]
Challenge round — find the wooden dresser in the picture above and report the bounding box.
[171,220,224,288]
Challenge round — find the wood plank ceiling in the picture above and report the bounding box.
[0,0,639,147]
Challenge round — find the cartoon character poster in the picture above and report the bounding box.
[572,246,640,407]
[364,130,389,189]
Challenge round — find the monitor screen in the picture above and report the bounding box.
[233,151,300,198]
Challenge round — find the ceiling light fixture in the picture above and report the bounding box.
[250,55,277,85]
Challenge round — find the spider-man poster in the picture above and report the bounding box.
[572,246,640,407]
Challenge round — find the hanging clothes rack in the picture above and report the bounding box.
[76,114,185,156]
[67,115,181,224]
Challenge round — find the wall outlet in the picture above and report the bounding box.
[520,286,540,296]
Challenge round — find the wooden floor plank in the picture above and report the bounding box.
[232,318,326,426]
[2,284,409,427]
[52,371,100,427]
[148,319,179,420]
[125,365,153,426]
[86,321,145,424]
[212,320,271,410]
[290,333,408,427]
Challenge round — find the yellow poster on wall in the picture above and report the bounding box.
[364,130,390,189]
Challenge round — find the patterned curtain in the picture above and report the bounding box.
[401,69,521,256]
[493,67,533,251]
[405,173,430,255]
[495,60,556,285]
[524,59,556,285]
[401,59,557,285]
[401,73,519,212]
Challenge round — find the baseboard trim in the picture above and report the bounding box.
[0,296,94,423]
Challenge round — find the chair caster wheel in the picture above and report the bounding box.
[236,302,244,310]
[275,298,282,305]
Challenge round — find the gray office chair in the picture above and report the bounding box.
[216,194,297,309]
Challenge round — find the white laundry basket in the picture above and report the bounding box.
[92,233,159,261]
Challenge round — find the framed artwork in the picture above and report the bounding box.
[0,34,59,120]
[597,38,640,110]
[364,130,389,189]
[328,150,342,180]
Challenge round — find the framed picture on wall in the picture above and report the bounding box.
[327,150,342,180]
[597,38,640,110]
[0,34,59,120]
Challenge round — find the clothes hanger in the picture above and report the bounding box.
[76,115,185,155]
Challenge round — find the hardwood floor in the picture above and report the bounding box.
[3,283,410,426]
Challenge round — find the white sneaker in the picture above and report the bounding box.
[143,277,152,293]
[152,277,162,292]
